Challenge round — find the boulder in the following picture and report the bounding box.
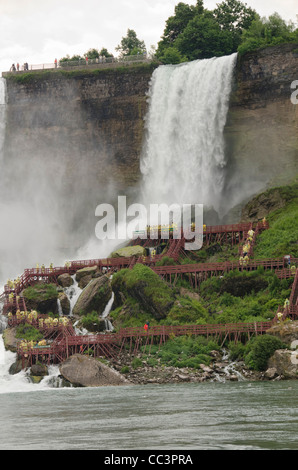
[267,349,298,379]
[72,275,112,316]
[110,245,145,258]
[59,354,130,387]
[3,327,17,352]
[57,273,73,288]
[75,266,99,283]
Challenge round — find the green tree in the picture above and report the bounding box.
[213,0,257,50]
[156,2,199,56]
[238,12,298,55]
[159,47,188,64]
[176,10,234,60]
[116,29,146,56]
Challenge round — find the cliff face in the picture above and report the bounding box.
[4,66,157,194]
[223,43,298,219]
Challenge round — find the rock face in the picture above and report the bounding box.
[72,274,112,316]
[59,354,130,387]
[223,43,298,220]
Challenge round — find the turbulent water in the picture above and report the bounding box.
[140,54,237,215]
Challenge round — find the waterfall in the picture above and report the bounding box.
[101,292,114,331]
[140,53,237,217]
[64,275,82,316]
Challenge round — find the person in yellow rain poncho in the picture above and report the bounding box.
[284,298,290,309]
[277,312,283,322]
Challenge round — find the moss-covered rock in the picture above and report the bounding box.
[75,266,99,283]
[112,264,175,321]
[22,283,58,314]
[72,275,112,316]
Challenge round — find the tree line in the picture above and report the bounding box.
[60,0,298,65]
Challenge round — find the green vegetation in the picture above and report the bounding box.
[15,324,43,342]
[23,283,58,302]
[199,268,292,323]
[116,29,146,57]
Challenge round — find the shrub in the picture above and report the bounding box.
[244,335,286,371]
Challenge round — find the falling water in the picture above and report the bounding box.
[101,291,114,331]
[140,53,237,217]
[64,275,82,316]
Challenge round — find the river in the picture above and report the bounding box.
[0,376,297,450]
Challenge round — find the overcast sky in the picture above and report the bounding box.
[0,0,297,73]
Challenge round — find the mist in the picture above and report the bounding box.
[0,76,119,286]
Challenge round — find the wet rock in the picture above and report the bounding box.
[30,363,48,376]
[73,274,112,316]
[57,273,73,288]
[58,292,70,315]
[264,367,279,380]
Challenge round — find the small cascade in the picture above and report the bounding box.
[101,292,114,331]
[64,275,82,316]
[57,298,63,316]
